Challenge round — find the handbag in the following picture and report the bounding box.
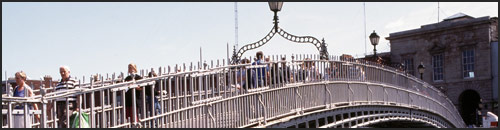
[70,111,91,128]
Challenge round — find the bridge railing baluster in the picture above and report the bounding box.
[2,53,466,128]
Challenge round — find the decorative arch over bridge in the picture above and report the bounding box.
[230,2,329,64]
[231,26,329,64]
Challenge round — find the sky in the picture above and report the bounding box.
[2,2,498,82]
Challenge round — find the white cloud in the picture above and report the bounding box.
[385,18,405,30]
[386,5,436,32]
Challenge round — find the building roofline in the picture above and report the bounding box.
[443,12,473,21]
[386,16,492,40]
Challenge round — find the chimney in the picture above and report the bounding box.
[44,75,52,88]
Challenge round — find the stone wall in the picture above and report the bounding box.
[387,16,498,116]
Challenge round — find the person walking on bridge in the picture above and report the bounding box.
[301,58,319,82]
[11,71,40,128]
[54,66,80,128]
[278,57,292,84]
[251,51,269,88]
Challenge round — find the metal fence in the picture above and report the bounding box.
[1,54,465,128]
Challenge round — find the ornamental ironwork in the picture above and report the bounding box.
[231,2,329,64]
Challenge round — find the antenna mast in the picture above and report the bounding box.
[438,2,440,23]
[234,2,239,50]
[364,2,367,56]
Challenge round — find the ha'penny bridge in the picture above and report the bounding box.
[2,2,466,128]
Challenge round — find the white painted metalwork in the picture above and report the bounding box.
[2,54,465,128]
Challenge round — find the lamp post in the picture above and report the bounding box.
[418,62,425,80]
[369,30,380,57]
[268,2,283,32]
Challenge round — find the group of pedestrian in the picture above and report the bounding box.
[123,63,161,127]
[9,63,162,128]
[10,66,79,128]
[235,51,371,89]
[9,52,374,128]
[235,51,297,90]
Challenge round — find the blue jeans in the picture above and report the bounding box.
[146,96,161,127]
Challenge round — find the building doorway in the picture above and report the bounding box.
[459,89,481,126]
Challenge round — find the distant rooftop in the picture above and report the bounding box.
[443,12,474,21]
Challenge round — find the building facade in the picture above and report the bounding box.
[386,13,498,126]
[2,75,58,95]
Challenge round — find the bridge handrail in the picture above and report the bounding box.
[2,54,465,128]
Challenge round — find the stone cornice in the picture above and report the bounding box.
[430,76,492,85]
[386,16,493,41]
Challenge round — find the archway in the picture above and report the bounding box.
[458,89,481,126]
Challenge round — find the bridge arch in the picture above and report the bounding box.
[250,80,460,128]
[262,105,452,128]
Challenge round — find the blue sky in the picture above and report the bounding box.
[2,2,498,81]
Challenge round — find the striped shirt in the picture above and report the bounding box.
[55,76,78,91]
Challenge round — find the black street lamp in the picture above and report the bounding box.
[369,30,380,57]
[268,2,283,32]
[418,62,425,80]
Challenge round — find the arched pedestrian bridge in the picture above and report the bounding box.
[2,55,466,128]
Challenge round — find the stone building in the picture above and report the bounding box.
[386,13,498,126]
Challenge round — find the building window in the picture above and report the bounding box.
[403,58,414,76]
[432,53,444,81]
[462,49,475,78]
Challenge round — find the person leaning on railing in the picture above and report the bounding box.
[265,56,272,85]
[324,61,339,80]
[278,57,292,84]
[269,60,279,87]
[300,58,320,82]
[354,60,367,81]
[145,71,161,127]
[11,71,40,128]
[376,56,386,67]
[124,63,143,126]
[270,57,289,85]
[299,58,309,82]
[235,58,251,91]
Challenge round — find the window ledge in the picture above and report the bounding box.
[433,80,444,83]
[462,77,475,81]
